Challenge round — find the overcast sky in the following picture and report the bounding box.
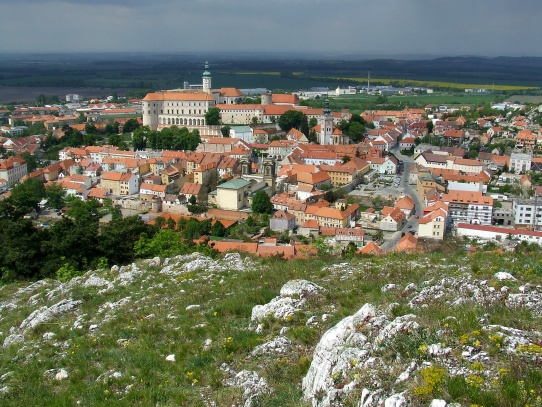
[1,0,540,57]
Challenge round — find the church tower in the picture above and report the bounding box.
[202,61,212,95]
[262,158,276,194]
[240,157,252,176]
[319,97,333,145]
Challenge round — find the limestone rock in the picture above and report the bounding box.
[55,369,68,381]
[19,298,82,333]
[303,303,378,407]
[223,369,273,407]
[3,334,24,348]
[279,280,324,297]
[494,271,516,281]
[251,296,306,322]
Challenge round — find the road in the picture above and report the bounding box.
[380,147,424,251]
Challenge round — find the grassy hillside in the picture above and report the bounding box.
[1,243,541,406]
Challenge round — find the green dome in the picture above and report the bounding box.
[203,61,211,77]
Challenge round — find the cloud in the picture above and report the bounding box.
[0,0,541,56]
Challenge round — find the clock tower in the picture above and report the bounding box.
[202,61,212,95]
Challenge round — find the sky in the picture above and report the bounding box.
[1,0,541,58]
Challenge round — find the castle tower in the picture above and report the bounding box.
[319,97,333,145]
[202,61,212,95]
[261,92,272,105]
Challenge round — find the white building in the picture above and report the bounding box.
[509,152,532,174]
[0,157,27,187]
[513,198,542,229]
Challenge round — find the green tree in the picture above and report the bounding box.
[373,230,384,243]
[278,110,305,132]
[134,229,190,259]
[348,121,365,143]
[300,114,309,136]
[21,152,38,172]
[84,123,97,135]
[123,118,140,133]
[98,215,153,266]
[211,220,227,237]
[251,190,273,214]
[0,218,44,280]
[132,126,150,150]
[221,125,231,138]
[205,107,221,125]
[45,182,66,209]
[10,178,46,212]
[427,120,434,134]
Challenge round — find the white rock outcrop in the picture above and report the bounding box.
[19,298,82,333]
[303,303,378,407]
[279,280,324,297]
[251,296,306,322]
[222,365,273,407]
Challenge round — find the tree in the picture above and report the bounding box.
[98,215,153,265]
[0,218,45,280]
[10,178,46,212]
[221,125,231,138]
[205,107,221,125]
[45,183,66,209]
[251,190,273,214]
[211,220,227,237]
[373,229,384,243]
[427,120,434,134]
[348,121,365,143]
[123,118,140,133]
[300,114,309,136]
[132,126,151,150]
[278,110,305,132]
[21,152,38,172]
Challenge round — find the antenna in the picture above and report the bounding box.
[368,71,370,94]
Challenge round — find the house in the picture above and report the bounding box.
[0,157,28,187]
[380,207,405,231]
[512,198,542,229]
[442,129,464,145]
[307,203,359,228]
[179,182,203,203]
[441,191,493,226]
[509,152,532,174]
[208,178,253,211]
[298,219,321,237]
[456,223,542,245]
[333,227,365,247]
[359,241,384,255]
[270,210,296,232]
[100,171,139,196]
[139,183,167,199]
[395,233,418,252]
[286,128,309,144]
[394,195,415,217]
[399,137,417,150]
[418,206,448,240]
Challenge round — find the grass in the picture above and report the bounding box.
[1,248,541,406]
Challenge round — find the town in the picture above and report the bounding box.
[2,62,542,262]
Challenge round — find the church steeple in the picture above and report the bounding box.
[319,96,334,145]
[202,61,212,94]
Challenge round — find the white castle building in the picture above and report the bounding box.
[142,62,218,132]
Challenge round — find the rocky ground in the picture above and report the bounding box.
[1,250,541,406]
